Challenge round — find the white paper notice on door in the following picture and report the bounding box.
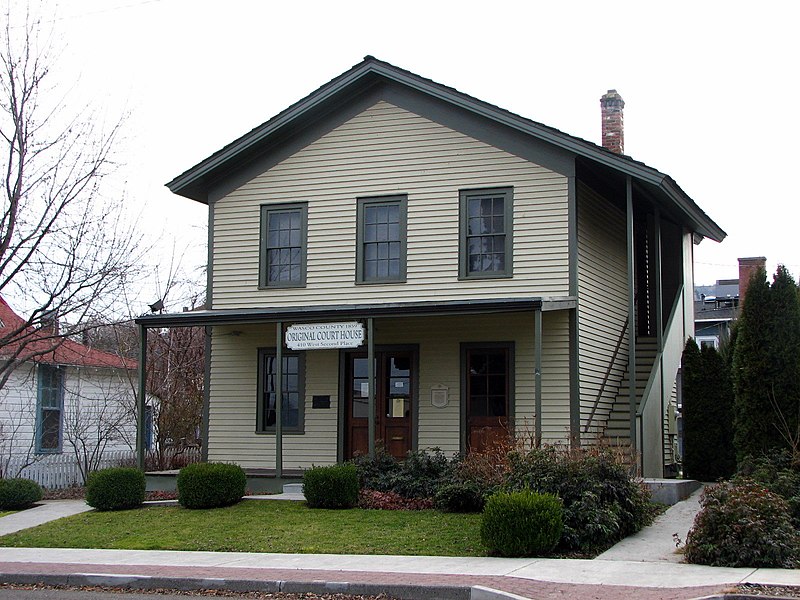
[360,382,369,397]
[392,397,406,418]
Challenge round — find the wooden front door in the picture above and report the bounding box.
[345,350,413,460]
[465,346,510,452]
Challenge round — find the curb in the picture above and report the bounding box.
[0,571,478,600]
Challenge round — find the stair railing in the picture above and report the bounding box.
[583,314,629,434]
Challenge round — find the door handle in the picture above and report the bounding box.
[390,436,404,441]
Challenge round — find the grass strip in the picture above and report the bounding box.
[0,499,485,556]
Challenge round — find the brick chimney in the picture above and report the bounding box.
[738,256,767,305]
[600,89,625,154]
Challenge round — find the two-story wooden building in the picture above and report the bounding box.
[136,57,725,483]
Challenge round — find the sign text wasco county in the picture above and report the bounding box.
[285,322,365,350]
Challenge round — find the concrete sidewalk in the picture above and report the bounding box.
[0,494,797,599]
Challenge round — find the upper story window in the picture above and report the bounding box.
[37,364,64,453]
[356,195,407,283]
[260,203,307,288]
[459,187,513,279]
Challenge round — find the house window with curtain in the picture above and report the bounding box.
[36,364,64,453]
[257,349,305,433]
[259,203,307,288]
[460,187,513,278]
[356,195,407,283]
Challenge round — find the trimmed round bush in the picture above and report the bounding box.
[0,478,43,509]
[435,480,486,513]
[303,463,359,509]
[685,480,799,568]
[481,490,563,557]
[86,467,145,511]
[177,462,246,509]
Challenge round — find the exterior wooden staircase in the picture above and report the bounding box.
[603,337,658,446]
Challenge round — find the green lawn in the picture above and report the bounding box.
[0,499,485,556]
[0,511,16,519]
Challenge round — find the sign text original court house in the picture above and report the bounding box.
[285,322,365,350]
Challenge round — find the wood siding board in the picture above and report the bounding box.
[576,182,629,441]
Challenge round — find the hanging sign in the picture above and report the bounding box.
[285,321,365,350]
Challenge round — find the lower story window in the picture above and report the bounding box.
[36,364,64,453]
[257,349,305,433]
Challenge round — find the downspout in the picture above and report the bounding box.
[626,176,637,454]
[534,307,542,447]
[137,323,147,470]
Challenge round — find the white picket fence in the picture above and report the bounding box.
[3,447,201,489]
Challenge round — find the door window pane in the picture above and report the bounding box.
[467,349,508,419]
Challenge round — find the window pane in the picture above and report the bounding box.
[377,223,388,241]
[468,198,480,218]
[378,260,389,278]
[468,216,483,235]
[388,259,400,277]
[488,396,507,417]
[378,243,389,260]
[470,374,487,395]
[365,206,377,225]
[365,260,377,278]
[492,216,505,234]
[41,409,60,450]
[377,205,388,224]
[365,224,377,242]
[492,197,504,216]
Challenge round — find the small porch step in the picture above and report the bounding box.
[283,483,304,495]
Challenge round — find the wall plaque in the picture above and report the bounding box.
[431,385,449,408]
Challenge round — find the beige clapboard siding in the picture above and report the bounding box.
[211,101,569,309]
[206,311,572,468]
[576,182,629,442]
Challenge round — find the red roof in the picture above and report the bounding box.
[0,296,136,370]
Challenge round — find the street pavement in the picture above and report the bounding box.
[0,490,798,600]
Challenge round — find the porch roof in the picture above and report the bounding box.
[134,296,576,328]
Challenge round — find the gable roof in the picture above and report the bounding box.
[167,56,725,243]
[0,296,136,370]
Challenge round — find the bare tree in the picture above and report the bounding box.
[0,6,143,389]
[62,367,134,484]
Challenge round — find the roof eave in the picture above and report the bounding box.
[167,57,726,243]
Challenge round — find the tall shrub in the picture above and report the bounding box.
[505,447,651,552]
[682,339,736,481]
[732,265,800,461]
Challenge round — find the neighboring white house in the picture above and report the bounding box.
[137,57,726,483]
[0,296,141,487]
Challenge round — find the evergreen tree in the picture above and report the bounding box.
[732,266,800,461]
[682,339,736,481]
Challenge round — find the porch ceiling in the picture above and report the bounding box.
[134,296,576,328]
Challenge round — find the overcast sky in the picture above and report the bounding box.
[20,0,800,308]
